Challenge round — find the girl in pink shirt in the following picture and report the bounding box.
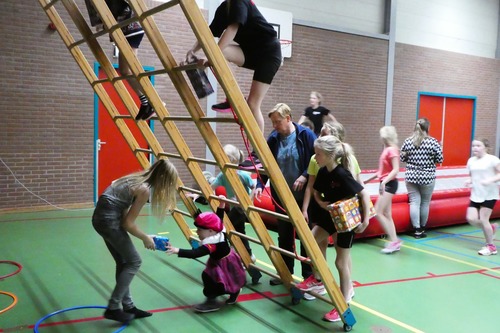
[367,126,402,253]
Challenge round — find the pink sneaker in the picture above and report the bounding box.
[211,100,232,113]
[380,239,402,254]
[478,244,497,256]
[323,308,341,322]
[296,275,324,292]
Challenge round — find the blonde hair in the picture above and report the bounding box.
[321,121,345,141]
[311,91,323,105]
[268,103,292,119]
[224,144,244,164]
[314,135,354,172]
[114,159,178,221]
[380,126,398,145]
[411,118,429,147]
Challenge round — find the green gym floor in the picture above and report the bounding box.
[1,205,499,333]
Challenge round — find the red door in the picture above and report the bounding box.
[418,94,475,166]
[95,66,150,200]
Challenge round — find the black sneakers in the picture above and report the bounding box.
[135,104,155,121]
[103,308,134,323]
[413,228,427,239]
[225,290,241,305]
[248,267,262,285]
[135,104,155,120]
[269,278,283,286]
[211,100,232,113]
[193,298,221,313]
[124,307,152,318]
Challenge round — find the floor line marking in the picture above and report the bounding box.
[379,239,500,275]
[256,259,425,332]
[349,301,425,333]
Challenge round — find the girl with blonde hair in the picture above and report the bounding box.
[92,159,178,323]
[297,136,371,322]
[366,126,402,253]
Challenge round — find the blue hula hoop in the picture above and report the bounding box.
[33,305,128,333]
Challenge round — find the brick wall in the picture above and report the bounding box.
[0,1,498,210]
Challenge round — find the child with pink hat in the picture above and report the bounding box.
[166,202,246,312]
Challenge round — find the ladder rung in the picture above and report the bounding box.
[200,117,239,123]
[268,245,311,263]
[111,74,135,83]
[43,0,59,10]
[247,205,290,221]
[134,148,153,154]
[69,16,137,49]
[186,156,218,166]
[208,195,238,206]
[160,116,239,124]
[248,264,281,281]
[162,116,193,121]
[113,114,133,119]
[173,62,206,72]
[91,77,110,86]
[179,186,202,195]
[157,152,182,159]
[229,230,262,246]
[138,68,169,78]
[172,208,193,218]
[145,0,181,17]
[69,29,109,49]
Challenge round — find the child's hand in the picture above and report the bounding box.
[166,245,179,255]
[218,194,227,209]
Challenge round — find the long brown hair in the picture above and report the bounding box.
[411,118,430,147]
[114,159,178,221]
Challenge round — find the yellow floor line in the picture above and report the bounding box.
[255,259,424,332]
[379,239,500,275]
[350,301,425,333]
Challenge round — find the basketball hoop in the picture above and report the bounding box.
[279,39,292,65]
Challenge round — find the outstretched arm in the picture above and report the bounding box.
[122,185,155,250]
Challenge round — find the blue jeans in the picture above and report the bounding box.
[406,181,435,229]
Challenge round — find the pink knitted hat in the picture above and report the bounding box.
[194,212,223,232]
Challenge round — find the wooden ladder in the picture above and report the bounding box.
[38,0,356,330]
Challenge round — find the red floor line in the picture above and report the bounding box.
[354,267,499,287]
[0,291,290,332]
[478,271,500,279]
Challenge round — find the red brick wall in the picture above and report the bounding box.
[0,1,498,210]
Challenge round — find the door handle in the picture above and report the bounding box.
[97,139,107,151]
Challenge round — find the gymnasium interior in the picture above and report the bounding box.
[1,1,500,332]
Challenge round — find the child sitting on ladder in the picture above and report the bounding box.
[84,0,158,120]
[211,144,262,284]
[166,199,247,313]
[186,0,282,169]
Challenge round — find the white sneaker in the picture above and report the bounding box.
[303,286,326,301]
[346,287,355,303]
[478,244,497,256]
[250,254,256,263]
